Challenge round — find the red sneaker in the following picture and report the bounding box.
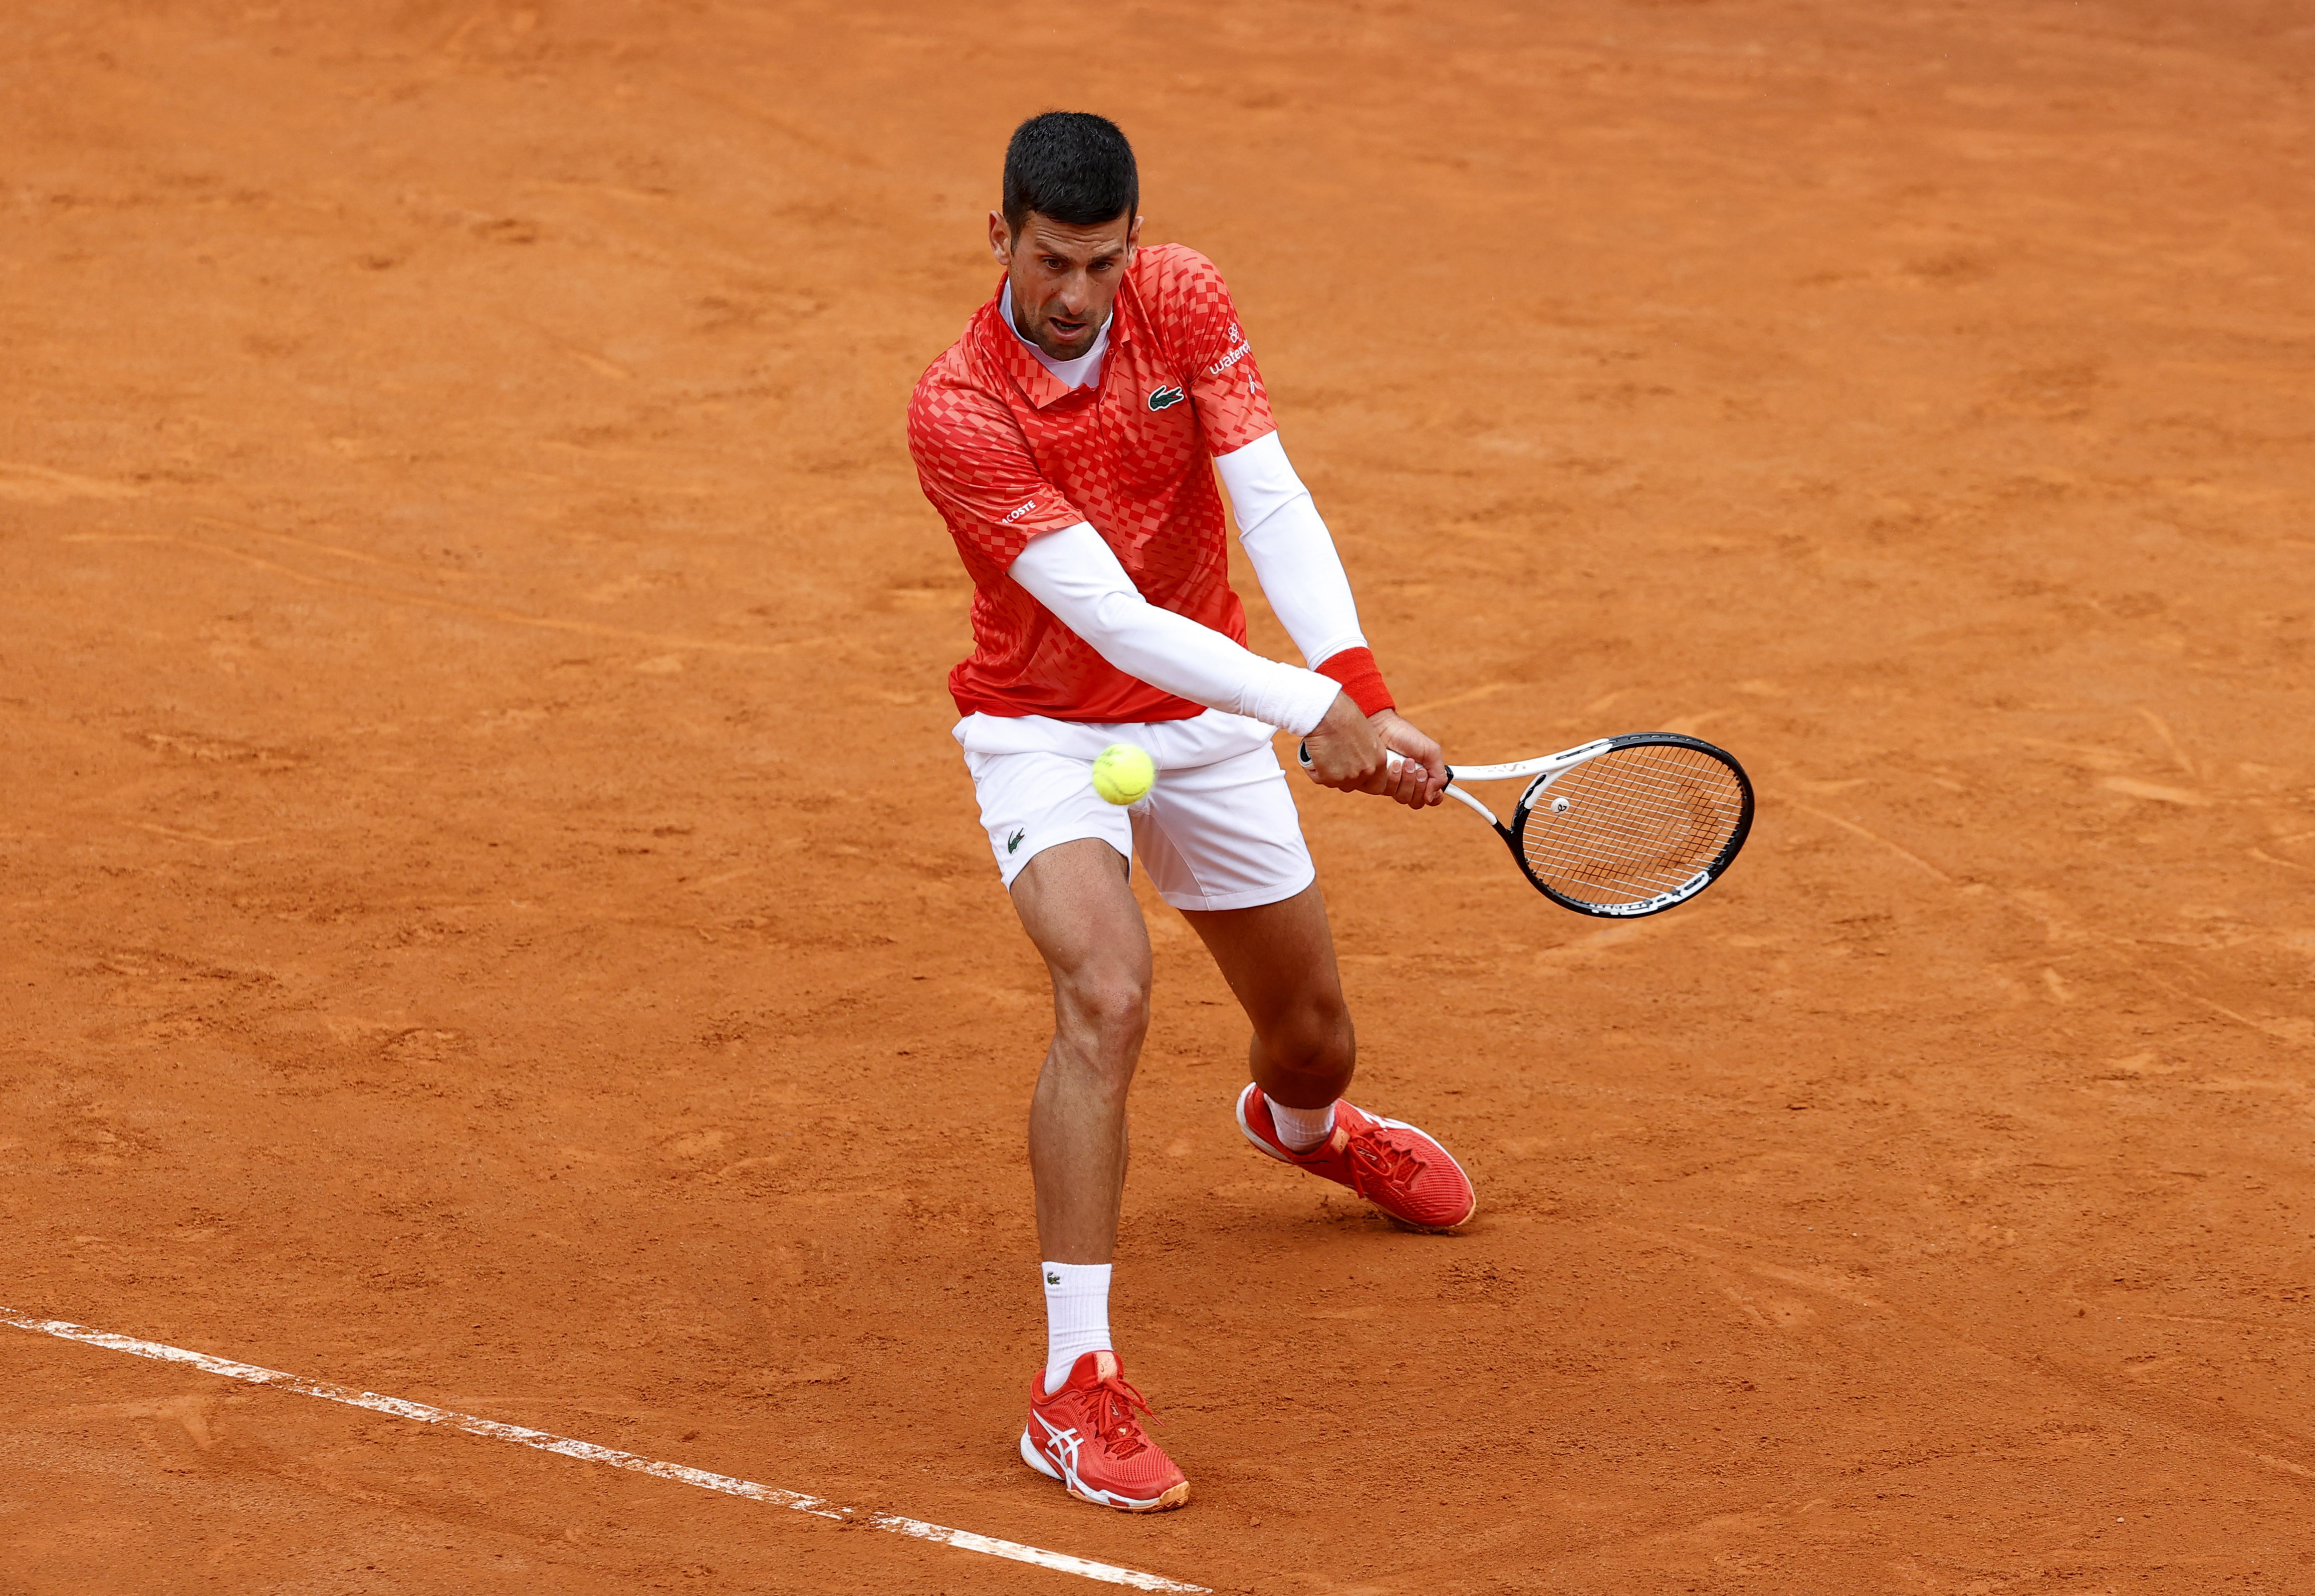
[1236,1083,1477,1229]
[1019,1351,1190,1513]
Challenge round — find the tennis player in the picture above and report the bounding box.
[908,112,1475,1514]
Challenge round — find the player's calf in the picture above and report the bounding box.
[1244,992,1354,1108]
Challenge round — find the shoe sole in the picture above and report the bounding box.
[1234,1083,1478,1230]
[1019,1428,1191,1513]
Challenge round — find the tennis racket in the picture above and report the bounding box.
[1298,732,1754,918]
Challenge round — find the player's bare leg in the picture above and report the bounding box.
[1190,882,1477,1229]
[1180,880,1354,1109]
[1006,837,1188,1511]
[1008,838,1151,1265]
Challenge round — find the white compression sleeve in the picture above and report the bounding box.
[1213,430,1367,670]
[1008,523,1343,735]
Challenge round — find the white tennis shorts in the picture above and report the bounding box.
[956,710,1315,912]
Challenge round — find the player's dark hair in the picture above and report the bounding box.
[1002,112,1138,236]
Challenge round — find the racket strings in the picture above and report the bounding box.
[1518,744,1746,906]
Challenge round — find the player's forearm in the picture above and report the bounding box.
[1214,431,1367,669]
[1009,523,1342,734]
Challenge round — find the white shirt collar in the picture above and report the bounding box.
[1001,280,1110,390]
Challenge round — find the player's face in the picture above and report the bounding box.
[988,208,1141,361]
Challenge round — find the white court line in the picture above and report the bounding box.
[1,1305,1206,1593]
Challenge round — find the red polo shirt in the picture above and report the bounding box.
[908,243,1277,723]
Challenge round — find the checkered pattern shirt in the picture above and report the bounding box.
[908,244,1276,722]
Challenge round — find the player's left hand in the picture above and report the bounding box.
[1369,710,1447,809]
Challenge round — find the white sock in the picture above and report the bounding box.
[1268,1097,1337,1153]
[1041,1262,1112,1395]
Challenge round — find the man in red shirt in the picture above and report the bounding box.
[909,113,1475,1514]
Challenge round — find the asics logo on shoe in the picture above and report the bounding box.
[1007,829,1026,855]
[1146,384,1186,412]
[1033,1414,1085,1479]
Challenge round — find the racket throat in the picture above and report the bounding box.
[1442,783,1501,825]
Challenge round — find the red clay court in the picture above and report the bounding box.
[4,3,2312,1591]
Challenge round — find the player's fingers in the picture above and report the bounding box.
[1379,746,1417,797]
[1377,727,1448,799]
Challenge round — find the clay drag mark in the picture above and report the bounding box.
[4,1,2313,1592]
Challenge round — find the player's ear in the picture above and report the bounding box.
[988,209,1013,267]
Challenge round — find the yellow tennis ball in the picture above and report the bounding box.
[1090,742,1156,805]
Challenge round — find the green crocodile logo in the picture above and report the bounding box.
[1007,829,1026,855]
[1146,384,1186,412]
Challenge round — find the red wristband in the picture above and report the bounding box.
[1316,646,1395,717]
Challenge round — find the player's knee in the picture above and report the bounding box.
[1059,973,1150,1059]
